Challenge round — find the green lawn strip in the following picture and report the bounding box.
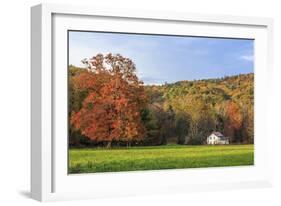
[69,144,254,173]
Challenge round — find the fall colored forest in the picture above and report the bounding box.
[69,53,254,148]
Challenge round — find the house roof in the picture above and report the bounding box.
[210,132,230,140]
[212,131,224,137]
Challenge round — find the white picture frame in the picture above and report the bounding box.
[31,3,274,202]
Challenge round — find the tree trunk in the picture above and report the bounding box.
[106,141,112,148]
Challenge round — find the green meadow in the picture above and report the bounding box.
[69,144,254,174]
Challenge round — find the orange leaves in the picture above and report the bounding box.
[226,101,243,130]
[70,54,147,144]
[222,101,244,142]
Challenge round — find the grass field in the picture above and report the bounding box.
[68,144,254,174]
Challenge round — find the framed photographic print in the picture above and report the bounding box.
[31,3,274,201]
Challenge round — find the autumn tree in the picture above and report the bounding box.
[71,54,147,147]
[69,66,90,146]
[187,99,215,144]
[224,101,243,143]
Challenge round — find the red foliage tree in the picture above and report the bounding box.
[71,54,147,147]
[224,101,243,143]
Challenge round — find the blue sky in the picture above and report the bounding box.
[69,31,254,85]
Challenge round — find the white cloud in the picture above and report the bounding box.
[240,55,254,62]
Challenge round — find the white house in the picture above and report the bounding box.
[207,132,229,145]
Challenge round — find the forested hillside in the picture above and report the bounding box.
[143,73,254,145]
[68,54,254,147]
